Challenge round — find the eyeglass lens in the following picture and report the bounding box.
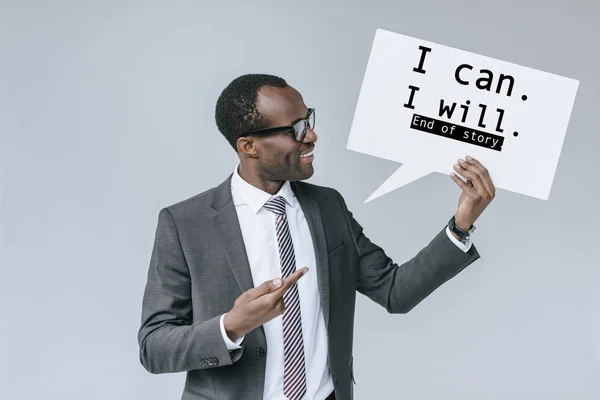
[292,110,315,141]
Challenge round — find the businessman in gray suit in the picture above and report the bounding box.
[137,74,496,400]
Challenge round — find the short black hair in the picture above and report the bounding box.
[215,73,288,151]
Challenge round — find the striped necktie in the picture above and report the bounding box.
[263,196,307,400]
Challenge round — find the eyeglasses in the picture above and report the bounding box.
[239,108,315,142]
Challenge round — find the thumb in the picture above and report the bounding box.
[271,278,283,289]
[250,277,283,299]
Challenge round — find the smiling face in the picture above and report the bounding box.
[237,85,318,190]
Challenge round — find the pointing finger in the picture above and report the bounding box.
[272,267,309,299]
[247,277,284,300]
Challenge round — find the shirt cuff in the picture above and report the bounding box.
[445,225,472,253]
[219,313,244,350]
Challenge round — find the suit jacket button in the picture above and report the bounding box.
[256,347,266,357]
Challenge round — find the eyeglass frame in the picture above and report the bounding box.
[238,108,315,142]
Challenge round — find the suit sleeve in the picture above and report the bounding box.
[335,191,481,314]
[445,226,472,252]
[137,208,243,374]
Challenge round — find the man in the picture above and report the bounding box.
[137,74,495,400]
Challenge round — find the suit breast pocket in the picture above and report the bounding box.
[327,240,347,264]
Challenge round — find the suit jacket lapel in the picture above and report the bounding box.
[211,174,256,294]
[211,174,269,345]
[292,182,331,331]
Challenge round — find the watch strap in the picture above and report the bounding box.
[448,216,474,241]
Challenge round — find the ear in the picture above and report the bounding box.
[237,137,259,158]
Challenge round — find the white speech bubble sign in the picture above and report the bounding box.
[348,29,580,203]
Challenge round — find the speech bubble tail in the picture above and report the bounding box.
[365,164,432,203]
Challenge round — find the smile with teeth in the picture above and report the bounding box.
[300,150,314,158]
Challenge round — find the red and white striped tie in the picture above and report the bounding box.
[264,196,307,400]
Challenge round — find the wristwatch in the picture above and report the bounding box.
[448,216,475,243]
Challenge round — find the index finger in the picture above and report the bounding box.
[272,267,309,298]
[465,156,492,181]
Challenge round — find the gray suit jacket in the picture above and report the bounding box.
[137,174,480,400]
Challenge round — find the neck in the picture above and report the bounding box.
[237,161,284,195]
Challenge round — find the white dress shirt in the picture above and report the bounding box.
[218,163,471,399]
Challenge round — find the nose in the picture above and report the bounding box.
[303,126,318,144]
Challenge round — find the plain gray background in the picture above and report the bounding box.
[1,1,599,399]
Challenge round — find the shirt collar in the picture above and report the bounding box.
[231,163,296,214]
